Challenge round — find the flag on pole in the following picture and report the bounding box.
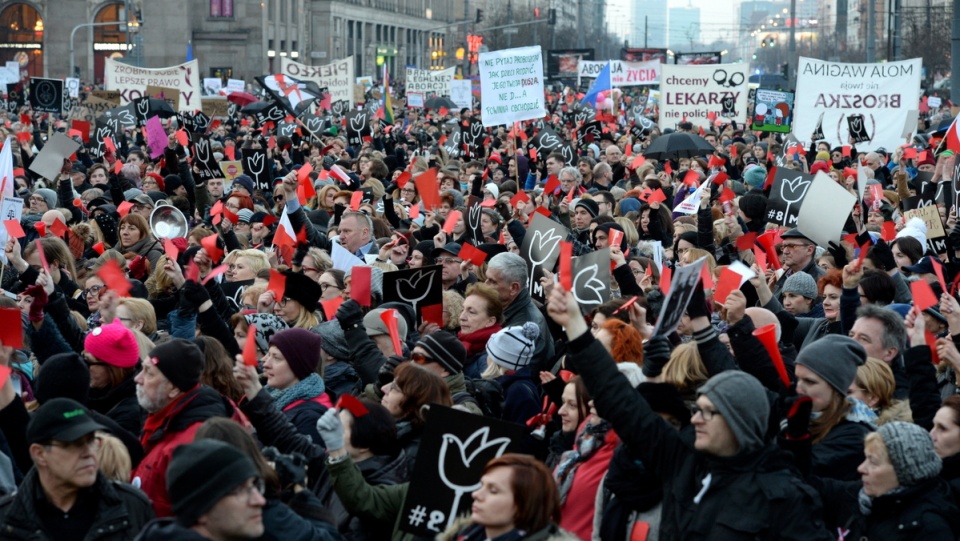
[581,62,612,108]
[939,116,960,154]
[256,74,325,116]
[0,137,13,198]
[186,40,194,62]
[382,64,395,124]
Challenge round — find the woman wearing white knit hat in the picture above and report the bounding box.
[483,322,542,426]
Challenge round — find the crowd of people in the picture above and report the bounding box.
[0,79,957,541]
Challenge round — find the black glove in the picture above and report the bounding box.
[261,447,308,490]
[827,241,849,268]
[869,239,896,272]
[179,281,210,314]
[685,278,710,320]
[335,298,365,330]
[377,355,405,388]
[333,203,346,227]
[785,395,814,440]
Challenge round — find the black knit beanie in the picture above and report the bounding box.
[34,353,90,405]
[167,439,259,527]
[148,339,204,392]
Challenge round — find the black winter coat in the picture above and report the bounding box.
[811,420,872,482]
[0,470,154,541]
[87,374,143,438]
[566,331,834,541]
[814,477,960,541]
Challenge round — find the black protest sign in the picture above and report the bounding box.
[382,265,443,326]
[652,256,708,336]
[571,248,611,314]
[241,147,270,191]
[520,212,569,304]
[559,143,577,166]
[572,105,596,126]
[90,118,117,158]
[29,78,63,114]
[132,97,152,126]
[441,125,462,159]
[464,196,485,245]
[847,114,870,143]
[255,101,286,125]
[529,126,562,157]
[398,405,522,537]
[300,114,326,137]
[191,136,219,181]
[276,121,298,138]
[331,100,350,117]
[227,102,240,119]
[103,103,137,129]
[6,83,24,113]
[577,120,603,148]
[812,112,825,141]
[345,110,370,146]
[766,169,814,227]
[462,119,485,158]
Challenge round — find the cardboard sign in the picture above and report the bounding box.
[766,170,815,227]
[570,248,611,314]
[398,406,523,537]
[796,171,857,247]
[381,265,443,327]
[479,46,546,127]
[659,63,749,130]
[28,132,81,181]
[653,256,707,336]
[29,77,63,114]
[751,88,794,133]
[145,85,180,111]
[520,212,570,304]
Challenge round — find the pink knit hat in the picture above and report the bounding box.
[84,321,140,368]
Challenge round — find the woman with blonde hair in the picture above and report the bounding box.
[114,297,158,337]
[96,433,132,482]
[849,357,912,425]
[659,342,709,403]
[316,184,339,212]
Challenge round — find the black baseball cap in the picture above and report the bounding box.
[431,242,462,259]
[27,398,106,444]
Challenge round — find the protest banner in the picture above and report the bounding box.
[103,58,201,112]
[653,256,707,335]
[145,86,180,111]
[675,52,722,64]
[382,265,443,326]
[570,248,611,314]
[449,79,472,110]
[796,171,857,247]
[579,60,660,86]
[794,57,921,151]
[398,406,522,537]
[520,212,568,304]
[279,56,355,107]
[29,78,63,114]
[479,45,546,127]
[547,48,594,79]
[766,169,814,226]
[751,88,794,133]
[659,63,749,130]
[405,67,455,96]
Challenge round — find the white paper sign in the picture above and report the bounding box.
[103,58,201,112]
[579,60,660,86]
[407,92,424,108]
[279,56,356,107]
[203,78,223,96]
[225,79,245,93]
[0,195,23,256]
[929,96,942,108]
[405,67,455,96]
[449,80,472,110]
[659,63,749,130]
[796,171,857,247]
[479,46,546,127]
[674,182,709,214]
[65,78,80,99]
[794,57,922,151]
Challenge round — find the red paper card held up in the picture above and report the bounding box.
[648,188,667,204]
[117,201,134,218]
[911,280,938,311]
[559,241,573,290]
[350,265,372,306]
[200,234,224,262]
[414,168,441,210]
[320,296,343,320]
[713,267,743,305]
[164,239,179,263]
[735,232,758,251]
[3,219,24,239]
[35,239,49,274]
[0,308,23,348]
[396,171,412,189]
[442,210,462,235]
[701,264,715,290]
[660,267,672,296]
[422,303,444,326]
[380,308,404,357]
[609,229,624,249]
[350,191,364,211]
[458,243,487,266]
[243,324,259,366]
[97,259,131,297]
[544,174,560,194]
[267,270,286,302]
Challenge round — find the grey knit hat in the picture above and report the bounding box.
[795,335,866,395]
[782,272,818,300]
[877,421,942,486]
[416,330,466,375]
[34,188,57,209]
[486,322,539,371]
[313,320,351,359]
[698,371,769,454]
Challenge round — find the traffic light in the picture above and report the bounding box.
[781,63,789,78]
[548,8,556,25]
[534,7,540,18]
[476,8,483,23]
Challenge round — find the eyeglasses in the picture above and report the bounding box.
[410,352,433,365]
[319,283,341,292]
[83,285,104,297]
[278,297,292,307]
[385,381,402,394]
[632,268,644,276]
[401,187,417,194]
[690,405,722,421]
[48,434,103,452]
[29,196,46,203]
[780,243,810,251]
[302,266,320,274]
[436,257,463,265]
[227,477,266,503]
[83,353,108,367]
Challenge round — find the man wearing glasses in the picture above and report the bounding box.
[433,241,477,293]
[137,439,266,540]
[0,398,154,540]
[772,228,826,300]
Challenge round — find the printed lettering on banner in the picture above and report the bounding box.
[279,57,355,107]
[578,60,660,86]
[405,67,455,96]
[479,46,546,127]
[449,80,472,110]
[103,58,200,112]
[794,57,921,151]
[658,63,749,130]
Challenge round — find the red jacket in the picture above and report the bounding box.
[132,385,237,517]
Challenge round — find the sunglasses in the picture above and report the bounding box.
[410,352,433,365]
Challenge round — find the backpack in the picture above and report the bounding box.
[453,378,505,419]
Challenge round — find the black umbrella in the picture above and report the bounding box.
[423,96,458,110]
[642,132,716,160]
[929,116,954,136]
[240,101,271,114]
[146,98,177,118]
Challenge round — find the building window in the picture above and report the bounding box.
[211,0,234,18]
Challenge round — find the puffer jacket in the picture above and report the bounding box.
[132,385,234,517]
[438,516,578,541]
[814,477,960,540]
[566,330,834,541]
[811,420,872,482]
[0,470,154,541]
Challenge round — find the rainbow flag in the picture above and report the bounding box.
[382,65,395,124]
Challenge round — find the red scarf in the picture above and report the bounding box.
[140,384,201,450]
[459,324,502,357]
